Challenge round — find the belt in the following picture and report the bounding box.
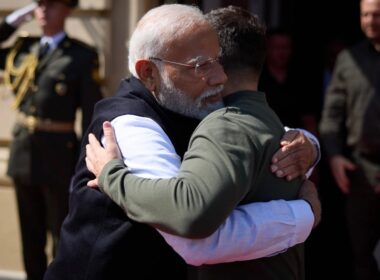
[17,113,75,133]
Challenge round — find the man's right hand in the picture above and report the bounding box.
[6,3,37,28]
[298,179,321,228]
[86,121,121,187]
[329,155,356,194]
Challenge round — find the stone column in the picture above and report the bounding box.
[105,0,160,96]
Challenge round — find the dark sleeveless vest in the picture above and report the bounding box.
[44,77,200,280]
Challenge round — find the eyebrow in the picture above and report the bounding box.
[186,55,218,64]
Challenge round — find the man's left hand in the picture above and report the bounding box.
[86,121,121,187]
[271,130,316,181]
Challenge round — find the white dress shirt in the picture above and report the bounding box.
[40,31,66,53]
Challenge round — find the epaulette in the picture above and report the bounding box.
[13,31,39,48]
[18,30,30,38]
[17,31,39,41]
[66,38,102,85]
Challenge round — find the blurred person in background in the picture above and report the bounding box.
[321,39,346,99]
[259,29,318,136]
[319,0,380,279]
[304,37,352,280]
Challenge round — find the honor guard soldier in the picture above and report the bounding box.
[0,0,103,279]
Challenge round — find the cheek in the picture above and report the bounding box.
[34,9,43,19]
[172,77,203,100]
[165,67,208,101]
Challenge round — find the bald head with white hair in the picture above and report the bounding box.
[128,4,209,76]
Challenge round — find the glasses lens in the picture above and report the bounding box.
[194,58,218,77]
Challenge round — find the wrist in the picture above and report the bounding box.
[309,137,320,167]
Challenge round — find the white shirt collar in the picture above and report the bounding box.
[40,31,66,50]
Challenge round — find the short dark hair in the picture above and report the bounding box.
[205,5,266,75]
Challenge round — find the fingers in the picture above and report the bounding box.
[271,148,310,180]
[22,3,38,13]
[85,123,120,188]
[345,160,357,171]
[279,130,298,146]
[272,134,299,163]
[87,179,99,188]
[272,131,308,164]
[272,130,314,180]
[272,148,307,169]
[8,3,37,27]
[85,156,99,188]
[85,139,98,172]
[85,155,95,174]
[332,168,350,194]
[88,133,102,149]
[102,121,121,158]
[271,164,304,181]
[85,133,105,177]
[329,155,355,194]
[103,121,115,143]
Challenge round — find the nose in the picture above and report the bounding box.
[207,61,228,87]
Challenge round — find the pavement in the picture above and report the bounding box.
[0,146,25,280]
[0,186,25,280]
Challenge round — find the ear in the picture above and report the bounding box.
[135,59,159,92]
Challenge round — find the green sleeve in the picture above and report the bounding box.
[99,112,257,238]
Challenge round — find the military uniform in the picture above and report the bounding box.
[0,16,102,280]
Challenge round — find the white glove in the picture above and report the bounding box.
[6,3,37,28]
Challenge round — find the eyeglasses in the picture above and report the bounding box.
[149,56,220,78]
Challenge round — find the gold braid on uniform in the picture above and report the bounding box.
[4,40,38,109]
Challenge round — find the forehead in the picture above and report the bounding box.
[167,23,220,61]
[361,0,380,11]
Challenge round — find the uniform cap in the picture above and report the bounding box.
[33,0,78,8]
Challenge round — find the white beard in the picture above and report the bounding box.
[156,70,224,120]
